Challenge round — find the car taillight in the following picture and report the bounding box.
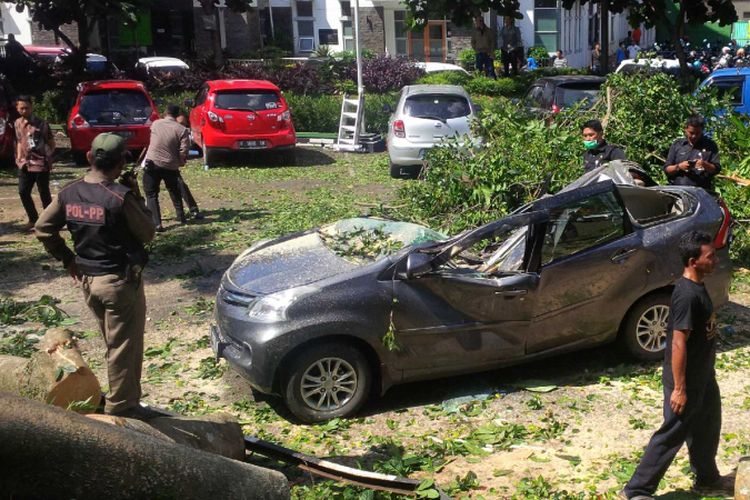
[278,110,291,122]
[72,115,89,128]
[551,104,561,114]
[714,198,732,249]
[393,120,405,138]
[207,110,224,126]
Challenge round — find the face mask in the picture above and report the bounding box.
[583,140,599,150]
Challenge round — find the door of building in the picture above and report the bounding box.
[408,21,446,62]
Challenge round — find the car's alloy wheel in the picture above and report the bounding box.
[621,293,671,361]
[283,342,371,423]
[635,304,670,353]
[300,357,357,411]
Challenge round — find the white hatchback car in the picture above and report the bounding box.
[386,85,476,179]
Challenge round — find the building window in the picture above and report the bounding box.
[296,0,314,52]
[534,0,559,53]
[394,10,408,55]
[340,1,351,18]
[342,20,354,51]
[743,11,750,19]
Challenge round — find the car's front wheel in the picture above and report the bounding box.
[283,342,371,423]
[620,293,671,361]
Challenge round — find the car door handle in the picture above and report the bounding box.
[611,248,637,263]
[495,289,527,297]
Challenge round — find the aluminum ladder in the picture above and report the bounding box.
[335,92,365,151]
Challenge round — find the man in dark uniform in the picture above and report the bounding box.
[664,115,720,193]
[35,133,158,420]
[581,119,626,172]
[621,231,734,499]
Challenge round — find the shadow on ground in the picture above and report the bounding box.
[205,147,336,168]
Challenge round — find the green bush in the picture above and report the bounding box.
[464,76,524,97]
[35,89,73,124]
[283,92,397,134]
[415,71,472,86]
[458,49,476,71]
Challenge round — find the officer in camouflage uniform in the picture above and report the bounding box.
[35,133,158,419]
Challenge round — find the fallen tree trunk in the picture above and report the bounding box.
[88,413,246,460]
[737,456,750,500]
[0,328,101,411]
[0,393,290,500]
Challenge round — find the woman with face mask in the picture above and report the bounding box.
[581,119,626,173]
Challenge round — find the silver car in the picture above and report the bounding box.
[386,85,476,179]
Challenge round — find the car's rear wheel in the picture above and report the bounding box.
[620,293,671,361]
[389,162,421,179]
[283,342,371,423]
[204,147,218,168]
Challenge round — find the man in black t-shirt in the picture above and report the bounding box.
[664,115,720,193]
[622,231,734,499]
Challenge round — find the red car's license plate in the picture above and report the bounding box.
[238,140,267,149]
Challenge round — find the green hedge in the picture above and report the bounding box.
[285,93,397,135]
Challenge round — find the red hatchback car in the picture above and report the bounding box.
[186,80,296,167]
[67,80,159,164]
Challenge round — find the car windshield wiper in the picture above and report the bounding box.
[413,114,447,123]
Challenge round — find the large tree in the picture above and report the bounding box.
[404,0,737,79]
[9,0,147,70]
[198,0,256,67]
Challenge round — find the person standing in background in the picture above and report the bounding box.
[142,104,192,231]
[632,25,642,46]
[15,95,55,231]
[471,16,497,78]
[591,42,602,74]
[498,17,523,77]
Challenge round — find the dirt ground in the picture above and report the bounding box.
[1,151,749,499]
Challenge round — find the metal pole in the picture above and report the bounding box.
[353,0,363,94]
[269,0,275,41]
[353,0,365,135]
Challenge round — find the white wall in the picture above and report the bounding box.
[1,3,32,44]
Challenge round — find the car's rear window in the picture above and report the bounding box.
[554,84,601,108]
[79,89,152,125]
[214,90,282,111]
[404,94,471,120]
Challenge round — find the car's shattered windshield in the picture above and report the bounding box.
[318,218,447,264]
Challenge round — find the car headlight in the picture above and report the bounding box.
[247,285,318,323]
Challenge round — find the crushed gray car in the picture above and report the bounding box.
[211,164,733,422]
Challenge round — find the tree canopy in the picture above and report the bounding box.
[9,0,146,54]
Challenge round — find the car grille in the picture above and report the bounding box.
[219,285,256,307]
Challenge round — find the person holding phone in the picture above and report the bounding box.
[664,115,720,193]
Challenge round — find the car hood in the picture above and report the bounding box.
[226,218,446,294]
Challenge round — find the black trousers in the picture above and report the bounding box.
[624,377,721,497]
[501,48,524,76]
[142,167,184,226]
[176,172,198,212]
[18,168,51,223]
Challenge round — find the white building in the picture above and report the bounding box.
[265,0,654,69]
[0,2,33,44]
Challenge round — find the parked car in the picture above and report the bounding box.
[136,56,190,77]
[67,80,160,165]
[185,80,296,167]
[414,62,471,75]
[698,67,750,116]
[386,84,477,179]
[23,46,110,72]
[210,164,733,422]
[0,78,16,167]
[522,75,605,114]
[615,58,681,77]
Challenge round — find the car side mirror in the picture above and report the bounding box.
[405,252,433,278]
[184,98,195,108]
[382,103,393,113]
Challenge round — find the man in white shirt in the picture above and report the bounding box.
[627,43,641,59]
